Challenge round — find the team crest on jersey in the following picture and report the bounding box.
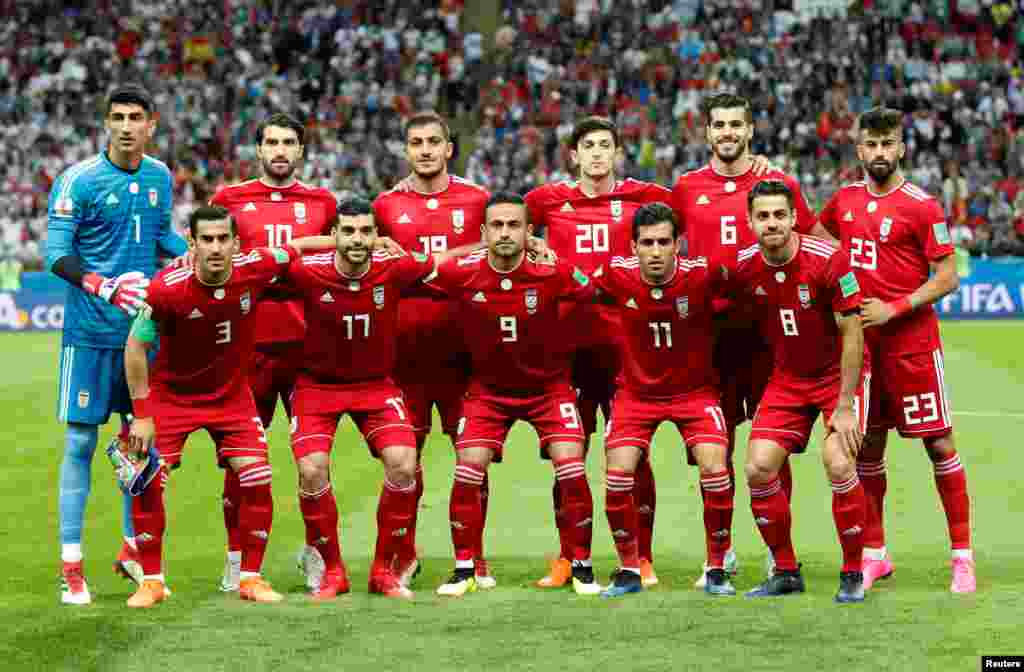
[798,284,812,308]
[78,391,90,409]
[611,200,623,221]
[879,217,893,242]
[240,291,252,315]
[148,188,158,207]
[373,285,386,309]
[452,209,465,234]
[294,203,307,222]
[525,288,538,314]
[676,296,689,319]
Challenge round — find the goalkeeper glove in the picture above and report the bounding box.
[82,271,149,316]
[106,436,163,497]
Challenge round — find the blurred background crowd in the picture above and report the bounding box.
[3,0,1024,270]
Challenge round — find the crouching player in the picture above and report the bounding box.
[121,205,322,607]
[592,202,733,597]
[731,181,870,603]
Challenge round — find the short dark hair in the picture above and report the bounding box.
[337,196,373,217]
[188,205,235,238]
[485,191,526,211]
[404,111,451,142]
[106,85,153,116]
[747,180,794,212]
[632,202,678,240]
[702,92,753,125]
[858,106,904,139]
[570,116,620,149]
[256,112,305,145]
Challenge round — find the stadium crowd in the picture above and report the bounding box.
[4,0,1024,269]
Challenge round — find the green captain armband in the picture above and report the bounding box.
[129,311,158,343]
[270,247,291,264]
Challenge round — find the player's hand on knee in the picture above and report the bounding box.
[82,271,150,315]
[828,405,862,458]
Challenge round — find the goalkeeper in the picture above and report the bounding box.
[46,84,187,605]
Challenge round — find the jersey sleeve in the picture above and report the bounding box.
[916,198,955,262]
[393,250,437,288]
[640,181,673,204]
[524,187,549,236]
[818,190,842,239]
[244,246,299,285]
[422,255,470,295]
[670,178,687,235]
[826,249,862,314]
[557,260,596,302]
[786,175,818,234]
[45,167,90,269]
[156,170,186,257]
[143,276,174,322]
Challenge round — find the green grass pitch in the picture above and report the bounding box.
[1,323,1021,672]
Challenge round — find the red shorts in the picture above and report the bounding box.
[454,383,585,462]
[750,369,870,454]
[249,342,303,428]
[713,318,773,427]
[290,379,416,460]
[605,386,728,465]
[566,303,622,435]
[395,365,469,439]
[152,388,267,466]
[867,346,953,438]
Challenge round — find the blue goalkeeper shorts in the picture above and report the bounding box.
[57,345,132,425]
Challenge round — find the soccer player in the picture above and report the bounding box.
[425,192,600,597]
[670,92,830,587]
[285,197,440,600]
[121,205,323,607]
[592,203,733,598]
[373,111,492,588]
[210,112,338,592]
[525,117,671,588]
[730,180,869,603]
[819,107,974,593]
[46,84,187,605]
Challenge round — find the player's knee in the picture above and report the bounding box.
[695,444,728,475]
[924,433,955,462]
[64,423,98,462]
[297,458,329,491]
[605,446,640,473]
[744,458,777,486]
[383,450,417,488]
[822,448,855,481]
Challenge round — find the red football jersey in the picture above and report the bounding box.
[732,235,862,380]
[211,179,337,345]
[286,250,435,386]
[672,165,816,262]
[424,253,595,392]
[819,179,953,355]
[525,178,672,275]
[593,255,720,397]
[146,247,296,402]
[374,176,489,372]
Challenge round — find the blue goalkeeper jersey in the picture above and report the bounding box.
[46,152,187,349]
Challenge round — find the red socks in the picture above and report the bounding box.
[634,457,656,562]
[223,468,243,553]
[478,472,490,563]
[933,451,971,550]
[605,470,639,570]
[374,477,417,574]
[700,470,734,569]
[749,477,798,571]
[237,462,273,574]
[830,475,866,573]
[779,458,794,503]
[132,468,167,576]
[856,458,887,549]
[298,484,342,571]
[552,458,593,562]
[450,462,485,563]
[552,480,572,560]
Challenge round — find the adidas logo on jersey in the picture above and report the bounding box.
[243,202,257,212]
[320,291,335,303]
[697,195,710,205]
[560,202,574,212]
[625,298,639,309]
[188,308,204,319]
[843,210,854,222]
[472,291,487,303]
[755,286,767,296]
[106,193,120,206]
[398,213,412,224]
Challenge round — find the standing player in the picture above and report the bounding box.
[525,117,671,588]
[210,113,338,592]
[285,198,440,600]
[121,205,322,607]
[426,192,601,597]
[373,111,491,588]
[731,181,869,603]
[819,107,974,593]
[46,84,187,604]
[592,203,733,598]
[671,93,830,587]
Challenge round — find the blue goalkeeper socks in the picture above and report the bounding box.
[121,490,135,541]
[59,423,97,549]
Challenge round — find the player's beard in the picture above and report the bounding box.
[713,138,746,164]
[412,163,444,181]
[865,159,897,185]
[492,239,522,259]
[262,158,297,183]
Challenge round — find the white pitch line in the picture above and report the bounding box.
[954,411,1024,419]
